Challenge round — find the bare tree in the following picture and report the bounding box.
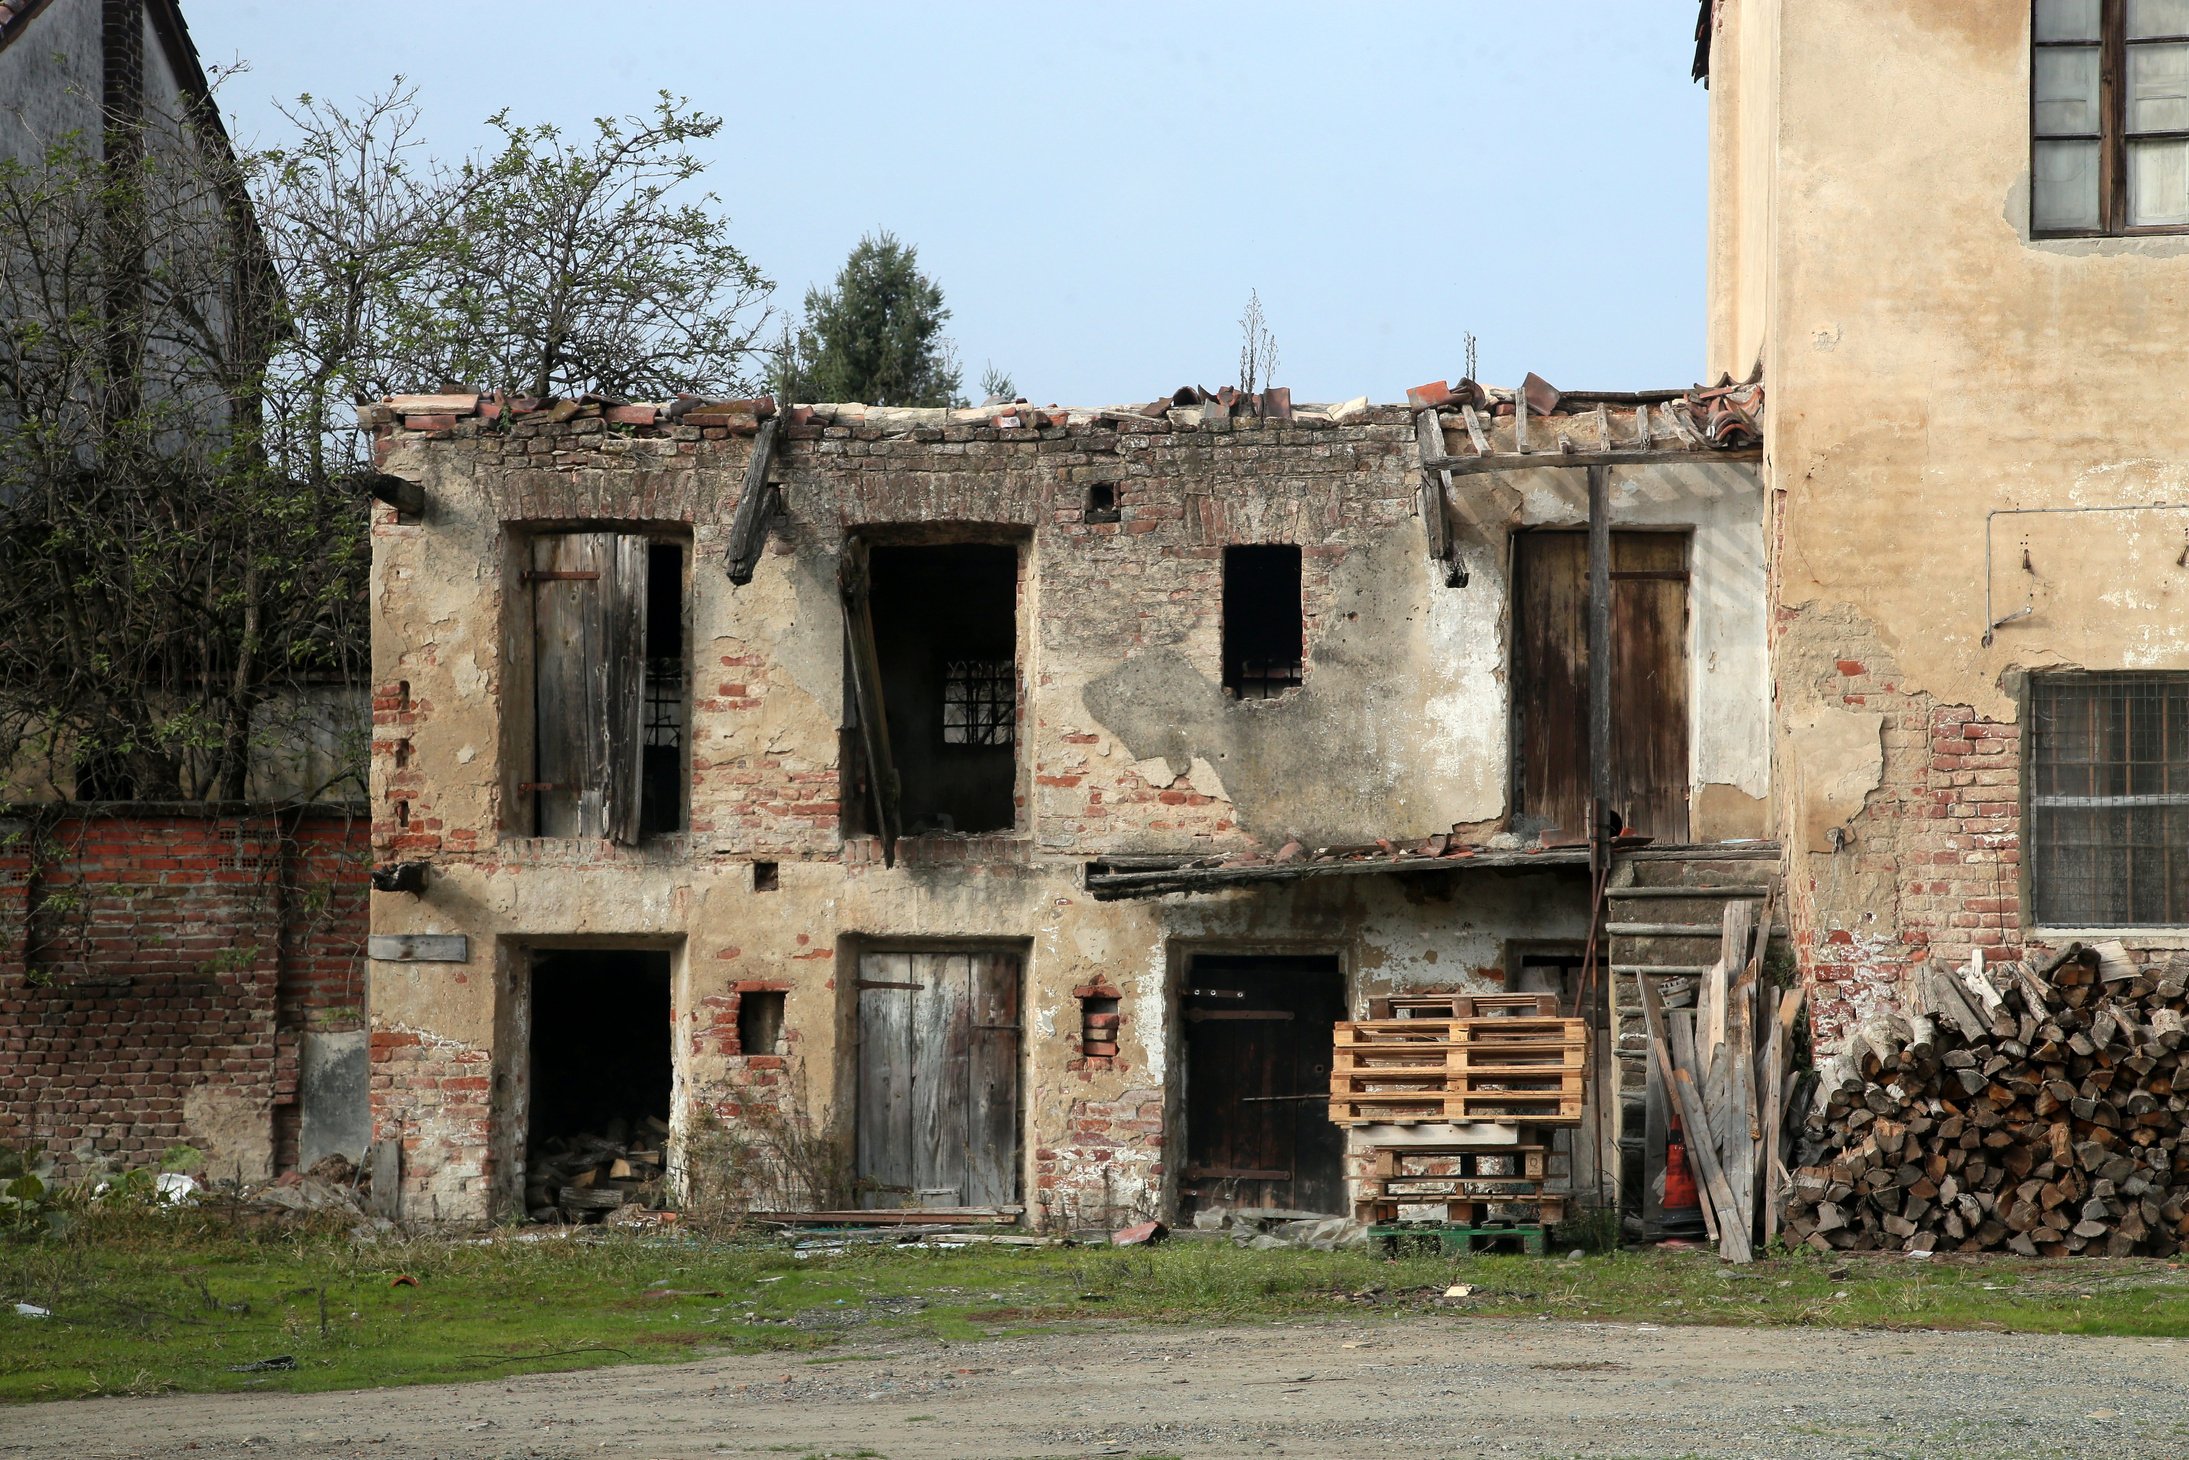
[1238,288,1279,395]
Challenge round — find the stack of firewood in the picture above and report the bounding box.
[526,1115,669,1222]
[1783,942,2189,1256]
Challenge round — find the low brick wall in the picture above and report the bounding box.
[0,805,368,1178]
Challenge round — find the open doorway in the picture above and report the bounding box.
[1180,953,1346,1218]
[525,949,672,1221]
[840,542,1020,851]
[1508,945,1615,1215]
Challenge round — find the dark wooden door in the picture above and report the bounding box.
[1183,957,1345,1215]
[856,951,1020,1209]
[1512,531,1691,842]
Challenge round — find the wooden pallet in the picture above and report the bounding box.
[1356,1194,1568,1226]
[1369,1221,1549,1257]
[1330,1016,1586,1126]
[1369,1145,1547,1182]
[1368,992,1559,1019]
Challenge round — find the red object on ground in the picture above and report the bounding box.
[1111,1219,1166,1246]
[1663,1111,1702,1214]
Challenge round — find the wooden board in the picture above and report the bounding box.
[856,950,1022,1211]
[530,532,647,841]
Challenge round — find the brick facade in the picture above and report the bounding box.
[0,808,368,1177]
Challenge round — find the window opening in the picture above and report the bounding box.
[2029,671,2189,926]
[1085,482,1120,523]
[640,542,687,837]
[738,989,786,1057]
[2033,0,2189,235]
[1222,545,1304,698]
[525,949,672,1223]
[526,531,686,841]
[753,860,780,892]
[842,542,1019,839]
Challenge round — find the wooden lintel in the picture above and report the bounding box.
[1421,445,1761,476]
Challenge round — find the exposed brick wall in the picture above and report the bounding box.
[0,808,367,1177]
[1785,618,2044,1045]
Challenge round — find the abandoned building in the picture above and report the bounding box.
[359,383,1767,1226]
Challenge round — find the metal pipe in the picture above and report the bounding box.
[1982,503,2189,646]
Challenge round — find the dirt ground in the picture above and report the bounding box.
[6,1315,2189,1460]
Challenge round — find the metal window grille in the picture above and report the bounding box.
[2030,671,2189,926]
[1228,656,1303,700]
[943,659,1014,746]
[644,657,685,750]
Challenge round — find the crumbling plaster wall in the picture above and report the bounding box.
[1708,0,2189,1032]
[366,405,1750,1220]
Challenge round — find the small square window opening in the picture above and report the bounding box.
[738,990,786,1057]
[1085,483,1120,523]
[752,860,779,892]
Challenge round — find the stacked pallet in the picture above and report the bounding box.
[1330,999,1586,1126]
[1783,942,2189,1257]
[1336,993,1584,1241]
[1352,1144,1561,1228]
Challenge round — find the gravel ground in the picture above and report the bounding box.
[5,1316,2188,1459]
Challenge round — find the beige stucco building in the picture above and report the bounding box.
[1706,0,2189,1025]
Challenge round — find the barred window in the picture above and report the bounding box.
[2029,672,2189,926]
[942,659,1014,746]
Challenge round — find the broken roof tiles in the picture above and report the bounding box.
[365,375,1759,450]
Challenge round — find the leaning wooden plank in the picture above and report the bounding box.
[1673,1065,1750,1261]
[1413,411,1452,558]
[1460,403,1491,455]
[1760,1013,1786,1244]
[1643,982,1718,1242]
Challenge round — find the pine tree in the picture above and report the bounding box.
[775,232,961,406]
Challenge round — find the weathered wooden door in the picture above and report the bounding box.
[855,951,1020,1208]
[1512,531,1691,842]
[1182,957,1346,1215]
[531,532,648,841]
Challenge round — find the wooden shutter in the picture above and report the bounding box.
[838,539,902,863]
[531,532,647,842]
[1513,530,1690,843]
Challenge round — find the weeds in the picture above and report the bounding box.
[10,1210,2189,1402]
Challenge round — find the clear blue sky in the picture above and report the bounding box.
[188,1,1709,405]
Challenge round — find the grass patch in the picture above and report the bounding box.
[8,1210,2189,1402]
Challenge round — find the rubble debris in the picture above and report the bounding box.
[527,1116,669,1223]
[1111,1219,1166,1246]
[1784,943,2189,1257]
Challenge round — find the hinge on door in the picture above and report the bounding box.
[521,570,601,582]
